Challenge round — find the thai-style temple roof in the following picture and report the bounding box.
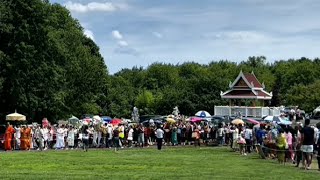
[221,71,272,100]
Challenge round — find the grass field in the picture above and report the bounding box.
[0,147,319,180]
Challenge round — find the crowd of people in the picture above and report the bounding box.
[2,120,217,152]
[220,118,320,171]
[2,118,320,171]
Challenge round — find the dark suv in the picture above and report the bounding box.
[0,125,6,150]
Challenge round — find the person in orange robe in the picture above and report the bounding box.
[20,126,28,150]
[26,126,32,150]
[4,123,15,151]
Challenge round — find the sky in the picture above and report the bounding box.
[51,0,320,74]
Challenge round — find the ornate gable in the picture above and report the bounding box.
[221,71,272,100]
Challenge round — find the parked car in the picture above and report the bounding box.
[0,125,6,150]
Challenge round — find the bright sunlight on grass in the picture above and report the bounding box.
[0,147,318,180]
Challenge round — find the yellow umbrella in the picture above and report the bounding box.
[166,118,176,124]
[167,114,175,118]
[6,111,26,121]
[231,119,244,125]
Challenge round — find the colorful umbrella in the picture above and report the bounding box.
[101,116,112,122]
[111,118,122,126]
[195,110,211,118]
[167,114,175,118]
[166,118,176,124]
[245,118,260,125]
[191,117,202,123]
[231,119,244,125]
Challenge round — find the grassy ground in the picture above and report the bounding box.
[0,146,318,180]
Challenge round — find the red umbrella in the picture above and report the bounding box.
[246,118,260,125]
[111,118,122,126]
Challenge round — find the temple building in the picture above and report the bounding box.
[220,70,272,106]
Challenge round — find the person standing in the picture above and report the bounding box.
[67,126,75,150]
[285,128,294,162]
[138,124,145,148]
[26,125,32,150]
[56,125,65,150]
[107,124,113,148]
[4,123,15,151]
[14,125,21,150]
[244,126,252,154]
[82,125,90,152]
[156,125,164,150]
[113,127,120,151]
[42,126,49,150]
[34,125,44,151]
[194,128,201,147]
[171,125,178,146]
[118,124,125,148]
[316,129,320,171]
[127,126,134,148]
[20,126,28,150]
[301,119,315,170]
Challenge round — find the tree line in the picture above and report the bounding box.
[1,0,319,123]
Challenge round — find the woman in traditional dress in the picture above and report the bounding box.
[67,126,75,149]
[171,125,178,146]
[4,123,15,151]
[56,125,65,149]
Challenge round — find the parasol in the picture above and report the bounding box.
[68,116,79,124]
[191,117,202,123]
[245,118,260,125]
[195,110,211,118]
[111,118,122,126]
[231,119,244,125]
[166,118,176,124]
[6,111,26,121]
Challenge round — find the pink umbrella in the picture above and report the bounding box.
[191,117,202,123]
[246,118,260,125]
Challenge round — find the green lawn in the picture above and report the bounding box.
[0,147,318,180]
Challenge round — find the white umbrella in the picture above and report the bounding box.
[195,110,211,118]
[6,111,26,121]
[263,116,281,122]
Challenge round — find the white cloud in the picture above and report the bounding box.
[84,29,95,41]
[118,40,128,47]
[114,47,140,56]
[152,32,163,38]
[205,31,271,43]
[112,30,123,40]
[64,1,128,13]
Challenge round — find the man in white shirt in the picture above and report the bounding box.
[156,126,164,150]
[244,126,253,154]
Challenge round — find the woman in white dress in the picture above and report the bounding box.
[56,125,65,149]
[42,126,49,150]
[67,126,75,149]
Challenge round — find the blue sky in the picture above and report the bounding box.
[51,0,320,74]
